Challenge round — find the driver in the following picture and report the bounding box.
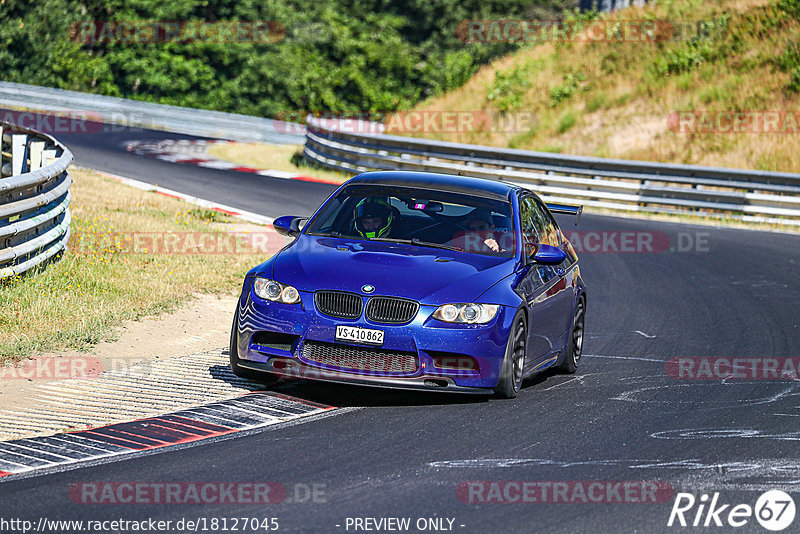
[354,197,394,238]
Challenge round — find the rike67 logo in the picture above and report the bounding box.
[668,490,795,531]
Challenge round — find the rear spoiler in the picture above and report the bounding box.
[546,203,583,226]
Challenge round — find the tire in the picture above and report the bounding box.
[494,310,527,399]
[229,309,279,384]
[558,296,586,374]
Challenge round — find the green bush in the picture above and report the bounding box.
[776,40,800,92]
[557,110,577,133]
[779,42,800,70]
[650,15,730,77]
[549,71,586,107]
[487,65,533,114]
[777,0,800,18]
[788,67,800,92]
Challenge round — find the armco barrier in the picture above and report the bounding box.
[303,116,800,226]
[0,123,72,278]
[0,81,305,145]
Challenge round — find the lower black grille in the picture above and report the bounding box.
[315,291,363,319]
[302,340,418,374]
[366,297,419,324]
[251,331,298,352]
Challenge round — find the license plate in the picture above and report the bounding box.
[335,325,384,345]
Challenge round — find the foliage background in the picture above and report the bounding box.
[0,0,577,115]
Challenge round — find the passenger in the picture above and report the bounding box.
[454,209,508,253]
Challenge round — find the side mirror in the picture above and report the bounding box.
[273,215,307,237]
[530,244,566,265]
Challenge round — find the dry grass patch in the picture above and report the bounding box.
[207,142,351,184]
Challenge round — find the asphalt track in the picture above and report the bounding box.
[1,112,336,217]
[2,119,800,532]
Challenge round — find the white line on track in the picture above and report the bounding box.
[583,354,668,363]
[75,166,276,225]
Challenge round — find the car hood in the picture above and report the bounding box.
[271,235,515,304]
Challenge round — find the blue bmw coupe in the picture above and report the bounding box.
[231,171,586,397]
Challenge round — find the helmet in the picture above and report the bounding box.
[354,197,393,238]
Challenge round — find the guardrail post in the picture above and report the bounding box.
[42,149,58,167]
[29,141,45,171]
[0,132,11,178]
[11,134,27,176]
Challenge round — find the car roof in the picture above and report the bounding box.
[346,171,517,202]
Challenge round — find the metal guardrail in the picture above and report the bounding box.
[304,116,800,226]
[0,82,305,145]
[0,123,72,278]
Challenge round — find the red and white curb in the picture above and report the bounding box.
[126,139,340,184]
[0,346,339,478]
[0,391,335,479]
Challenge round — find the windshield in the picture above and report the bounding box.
[305,184,515,258]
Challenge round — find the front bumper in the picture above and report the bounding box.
[237,359,492,394]
[234,284,515,393]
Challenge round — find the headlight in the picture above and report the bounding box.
[253,277,301,304]
[432,303,499,324]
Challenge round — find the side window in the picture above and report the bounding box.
[532,198,561,248]
[519,196,544,257]
[533,198,575,267]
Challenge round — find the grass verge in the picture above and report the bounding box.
[0,168,264,364]
[206,142,351,184]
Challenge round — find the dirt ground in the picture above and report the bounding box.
[0,293,238,411]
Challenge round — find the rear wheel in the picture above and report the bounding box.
[494,310,527,399]
[558,296,585,374]
[229,309,279,384]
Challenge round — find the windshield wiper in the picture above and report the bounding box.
[368,237,463,252]
[411,240,463,252]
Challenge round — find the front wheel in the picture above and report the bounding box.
[229,309,279,384]
[558,296,585,374]
[494,310,527,399]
